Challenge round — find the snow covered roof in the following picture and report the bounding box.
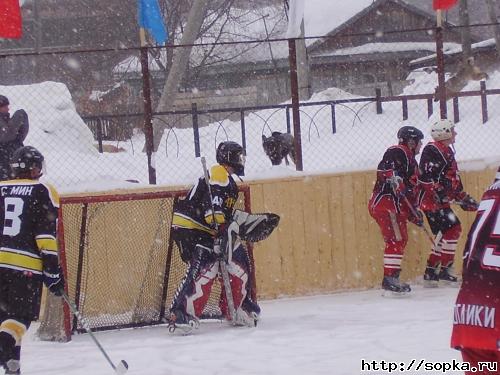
[409,38,498,67]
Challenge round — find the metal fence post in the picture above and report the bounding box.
[139,44,156,184]
[453,97,459,123]
[96,118,103,153]
[402,98,408,121]
[240,110,247,153]
[288,38,303,171]
[375,88,383,114]
[427,97,434,118]
[192,103,201,157]
[480,81,488,124]
[330,103,336,134]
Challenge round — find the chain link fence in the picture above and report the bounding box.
[1,30,499,191]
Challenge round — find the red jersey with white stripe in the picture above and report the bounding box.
[451,179,500,351]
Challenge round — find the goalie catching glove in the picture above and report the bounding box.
[230,210,280,242]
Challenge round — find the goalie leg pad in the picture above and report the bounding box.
[170,247,219,318]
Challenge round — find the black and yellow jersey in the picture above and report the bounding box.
[0,179,60,276]
[172,164,238,234]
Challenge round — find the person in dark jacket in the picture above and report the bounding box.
[0,95,29,181]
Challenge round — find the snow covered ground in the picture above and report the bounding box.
[23,286,462,375]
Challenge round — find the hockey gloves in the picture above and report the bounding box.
[457,193,479,211]
[388,175,405,197]
[43,267,65,296]
[408,208,424,227]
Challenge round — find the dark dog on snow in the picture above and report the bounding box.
[262,131,296,166]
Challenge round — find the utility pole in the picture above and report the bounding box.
[459,0,471,62]
[486,0,500,56]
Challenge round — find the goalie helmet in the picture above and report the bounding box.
[10,146,44,178]
[495,165,500,183]
[397,126,423,145]
[431,119,455,141]
[216,141,245,176]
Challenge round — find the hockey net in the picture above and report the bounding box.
[37,186,252,341]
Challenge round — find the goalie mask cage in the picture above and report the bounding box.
[37,186,252,342]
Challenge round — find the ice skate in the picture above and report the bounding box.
[438,266,460,287]
[233,307,259,327]
[241,297,260,326]
[4,360,20,375]
[423,266,439,288]
[167,309,199,335]
[381,274,411,297]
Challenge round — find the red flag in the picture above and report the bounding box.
[0,0,22,39]
[433,0,458,10]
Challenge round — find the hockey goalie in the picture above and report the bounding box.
[168,141,280,333]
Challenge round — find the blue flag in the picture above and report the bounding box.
[137,0,168,44]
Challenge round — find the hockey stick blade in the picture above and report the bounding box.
[61,293,129,374]
[115,360,129,374]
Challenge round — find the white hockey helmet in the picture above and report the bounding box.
[430,119,455,141]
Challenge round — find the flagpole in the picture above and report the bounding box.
[435,9,447,119]
[139,27,157,184]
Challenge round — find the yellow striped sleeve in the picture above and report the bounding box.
[36,236,58,254]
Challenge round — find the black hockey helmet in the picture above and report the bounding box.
[0,95,9,107]
[397,126,424,145]
[10,146,45,178]
[216,141,245,176]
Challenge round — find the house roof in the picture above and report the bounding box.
[307,0,462,52]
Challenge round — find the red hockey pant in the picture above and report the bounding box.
[370,208,408,277]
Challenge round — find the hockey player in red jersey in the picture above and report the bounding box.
[450,166,500,374]
[0,146,65,375]
[418,119,478,287]
[368,126,424,294]
[168,141,278,332]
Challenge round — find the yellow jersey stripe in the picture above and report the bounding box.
[36,238,58,252]
[205,212,225,225]
[0,251,43,272]
[172,214,215,235]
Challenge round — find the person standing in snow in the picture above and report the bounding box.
[168,141,263,331]
[418,119,478,287]
[368,126,424,294]
[450,166,500,374]
[0,95,29,181]
[0,146,65,374]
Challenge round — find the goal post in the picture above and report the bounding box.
[37,186,252,341]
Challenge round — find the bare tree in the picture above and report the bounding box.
[138,0,287,151]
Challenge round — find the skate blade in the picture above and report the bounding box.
[438,279,461,287]
[423,280,439,288]
[381,289,411,298]
[168,320,200,335]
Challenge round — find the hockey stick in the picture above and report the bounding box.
[61,293,129,374]
[401,195,435,246]
[201,157,237,324]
